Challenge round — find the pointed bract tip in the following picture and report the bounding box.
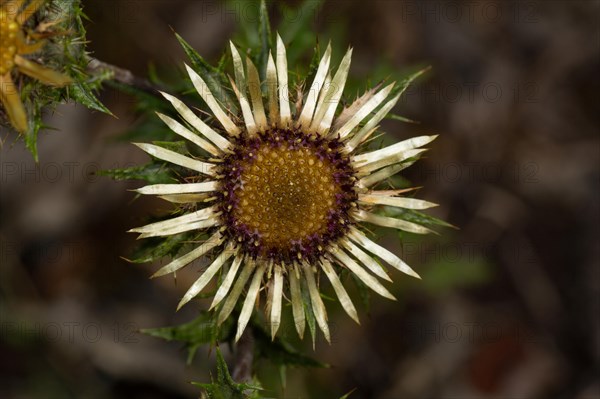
[183,63,196,76]
[176,299,188,312]
[234,328,244,343]
[406,269,422,280]
[149,270,166,279]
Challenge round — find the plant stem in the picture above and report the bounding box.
[86,57,162,95]
[232,327,254,383]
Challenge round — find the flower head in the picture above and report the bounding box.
[132,35,438,343]
[0,0,72,133]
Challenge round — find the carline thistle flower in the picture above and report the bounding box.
[131,35,438,343]
[0,0,72,133]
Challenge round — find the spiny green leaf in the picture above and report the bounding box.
[23,118,42,163]
[390,66,431,99]
[258,0,272,77]
[253,323,328,369]
[142,311,234,365]
[174,31,238,113]
[98,163,175,184]
[192,348,261,399]
[387,113,419,124]
[276,0,326,69]
[126,232,191,264]
[278,0,324,45]
[70,82,113,115]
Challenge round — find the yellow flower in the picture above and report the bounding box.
[132,35,438,344]
[0,0,72,133]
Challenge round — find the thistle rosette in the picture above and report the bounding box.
[131,34,439,344]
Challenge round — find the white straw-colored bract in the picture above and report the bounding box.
[236,261,268,342]
[356,209,434,235]
[355,148,427,175]
[185,64,241,136]
[298,43,332,128]
[132,35,439,344]
[341,239,392,281]
[349,226,420,278]
[276,34,292,126]
[136,218,217,239]
[230,42,257,135]
[359,194,438,210]
[266,52,279,124]
[321,259,359,323]
[159,91,231,151]
[346,93,401,152]
[136,181,218,196]
[270,265,284,338]
[246,56,268,130]
[210,253,244,310]
[334,83,395,139]
[157,112,219,156]
[129,206,216,234]
[311,48,353,134]
[151,231,223,278]
[303,262,331,344]
[353,135,438,165]
[217,259,255,325]
[178,243,237,310]
[134,143,214,175]
[358,159,420,188]
[331,247,396,300]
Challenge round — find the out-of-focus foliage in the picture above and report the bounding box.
[0,0,112,160]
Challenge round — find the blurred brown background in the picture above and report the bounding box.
[1,1,599,398]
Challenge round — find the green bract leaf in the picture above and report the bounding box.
[387,208,456,230]
[301,277,317,348]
